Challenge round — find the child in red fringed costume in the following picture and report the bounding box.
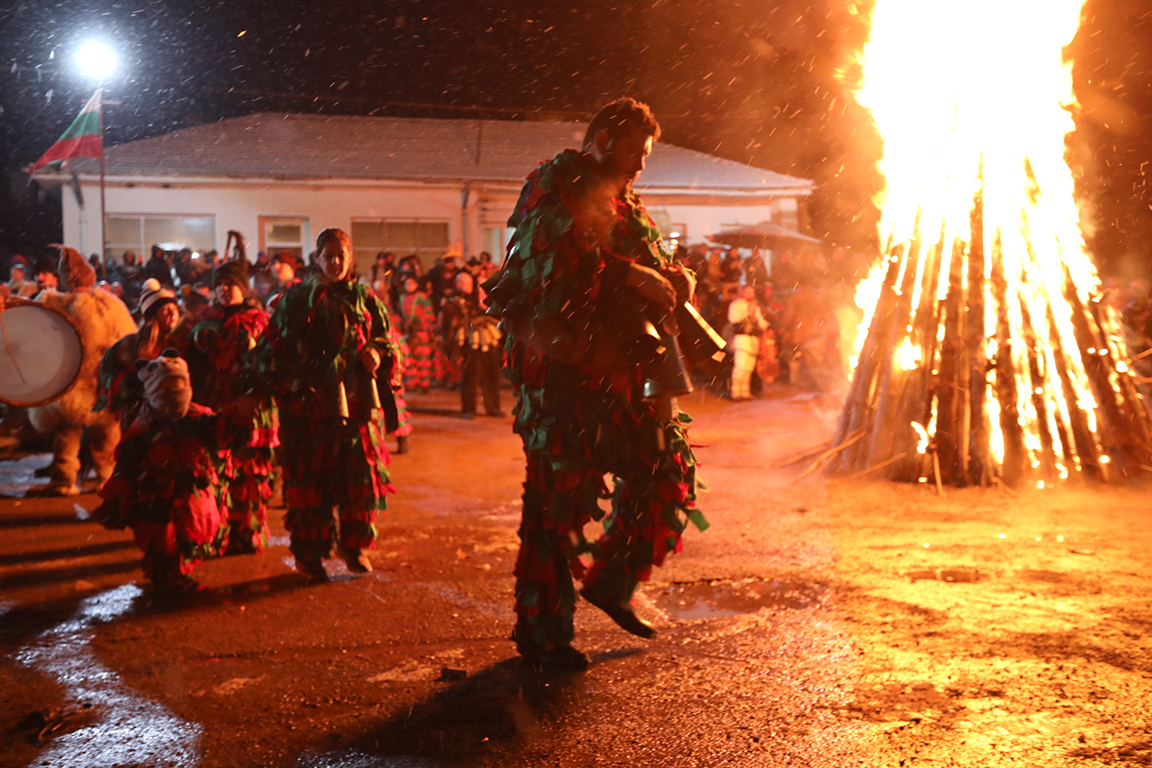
[96,352,243,593]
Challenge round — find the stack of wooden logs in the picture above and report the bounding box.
[826,185,1152,487]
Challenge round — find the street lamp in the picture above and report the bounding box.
[74,40,117,81]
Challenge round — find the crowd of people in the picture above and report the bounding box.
[0,97,892,669]
[0,222,531,589]
[678,242,863,399]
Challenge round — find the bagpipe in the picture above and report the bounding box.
[482,259,727,400]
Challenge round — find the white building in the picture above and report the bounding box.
[40,113,813,274]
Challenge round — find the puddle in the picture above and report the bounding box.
[0,453,51,497]
[906,568,984,583]
[655,579,827,620]
[299,750,442,768]
[14,584,203,767]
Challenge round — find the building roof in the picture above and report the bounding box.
[60,113,812,195]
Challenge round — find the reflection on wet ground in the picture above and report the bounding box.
[14,584,203,767]
[0,453,49,498]
[300,749,442,768]
[655,578,827,620]
[905,568,984,583]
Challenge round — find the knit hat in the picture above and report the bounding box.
[212,258,249,290]
[138,277,177,319]
[52,245,96,291]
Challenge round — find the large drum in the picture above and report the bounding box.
[0,298,84,406]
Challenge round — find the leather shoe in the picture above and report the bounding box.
[517,641,589,672]
[342,550,373,573]
[580,587,656,639]
[295,559,329,581]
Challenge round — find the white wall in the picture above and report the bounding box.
[475,191,797,249]
[62,179,806,265]
[64,182,482,267]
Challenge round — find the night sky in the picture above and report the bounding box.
[1,0,1150,278]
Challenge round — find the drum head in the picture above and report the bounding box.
[0,300,84,406]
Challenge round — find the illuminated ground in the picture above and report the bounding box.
[0,391,1149,767]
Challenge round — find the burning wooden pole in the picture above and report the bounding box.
[830,0,1152,487]
[829,215,1152,488]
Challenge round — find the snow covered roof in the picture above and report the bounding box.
[60,112,813,195]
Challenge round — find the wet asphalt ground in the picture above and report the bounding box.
[1,390,1151,767]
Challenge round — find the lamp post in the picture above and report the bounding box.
[73,40,120,267]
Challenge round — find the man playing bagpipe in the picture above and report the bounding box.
[485,98,709,670]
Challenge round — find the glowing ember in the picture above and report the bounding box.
[832,0,1152,486]
[896,338,921,372]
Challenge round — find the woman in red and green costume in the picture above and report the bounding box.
[254,228,397,580]
[185,256,279,553]
[488,98,707,669]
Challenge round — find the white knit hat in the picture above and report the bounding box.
[138,277,177,318]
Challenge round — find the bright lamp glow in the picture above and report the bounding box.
[74,40,118,80]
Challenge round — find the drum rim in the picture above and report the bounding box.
[0,296,85,407]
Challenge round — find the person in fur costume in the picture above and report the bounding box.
[27,247,137,496]
[253,228,398,580]
[184,253,279,553]
[95,278,190,429]
[95,352,237,593]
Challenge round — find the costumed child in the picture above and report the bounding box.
[398,275,442,392]
[371,279,413,454]
[254,227,399,580]
[185,243,279,553]
[95,352,239,594]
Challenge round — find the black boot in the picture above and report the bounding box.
[580,586,656,639]
[395,434,410,455]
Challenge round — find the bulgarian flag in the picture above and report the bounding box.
[28,89,103,174]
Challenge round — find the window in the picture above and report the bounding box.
[104,214,215,262]
[259,216,308,261]
[350,219,450,275]
[482,227,513,262]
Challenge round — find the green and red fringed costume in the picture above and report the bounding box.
[255,273,397,566]
[399,290,443,391]
[499,150,708,650]
[383,302,413,438]
[95,403,232,584]
[186,299,279,553]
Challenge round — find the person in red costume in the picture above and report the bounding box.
[185,247,279,554]
[254,228,398,581]
[96,352,240,594]
[486,98,707,670]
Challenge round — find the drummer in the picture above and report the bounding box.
[94,278,189,429]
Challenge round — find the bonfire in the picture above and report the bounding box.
[829,0,1152,488]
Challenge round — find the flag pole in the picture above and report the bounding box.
[98,91,106,270]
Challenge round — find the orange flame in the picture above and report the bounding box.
[846,0,1124,480]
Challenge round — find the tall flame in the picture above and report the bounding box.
[857,1,1092,281]
[835,0,1152,485]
